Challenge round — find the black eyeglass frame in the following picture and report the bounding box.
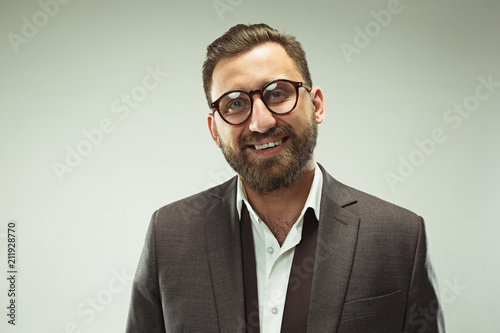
[210,79,312,125]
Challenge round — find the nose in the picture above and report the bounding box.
[248,95,277,133]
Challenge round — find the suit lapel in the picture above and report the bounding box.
[205,178,246,333]
[307,165,361,332]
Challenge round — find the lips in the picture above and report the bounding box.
[240,126,293,153]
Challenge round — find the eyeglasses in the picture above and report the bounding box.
[210,79,311,125]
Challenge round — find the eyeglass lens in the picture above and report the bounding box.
[219,80,297,124]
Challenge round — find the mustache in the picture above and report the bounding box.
[238,125,294,149]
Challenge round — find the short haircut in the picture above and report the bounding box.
[202,23,312,107]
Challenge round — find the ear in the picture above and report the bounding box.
[310,87,325,124]
[207,113,221,148]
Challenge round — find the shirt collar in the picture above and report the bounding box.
[236,162,323,222]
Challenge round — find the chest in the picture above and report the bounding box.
[260,214,298,245]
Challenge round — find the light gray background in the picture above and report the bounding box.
[1,0,499,332]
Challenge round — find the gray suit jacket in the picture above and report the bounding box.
[126,165,445,332]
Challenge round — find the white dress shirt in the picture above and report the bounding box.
[236,163,323,333]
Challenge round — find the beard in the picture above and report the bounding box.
[218,111,318,193]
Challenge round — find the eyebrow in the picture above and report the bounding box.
[222,78,289,94]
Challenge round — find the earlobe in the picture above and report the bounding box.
[311,87,325,124]
[207,113,221,148]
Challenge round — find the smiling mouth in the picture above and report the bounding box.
[248,138,287,151]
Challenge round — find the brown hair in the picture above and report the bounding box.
[202,23,312,106]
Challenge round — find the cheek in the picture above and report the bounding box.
[287,110,313,130]
[218,126,244,148]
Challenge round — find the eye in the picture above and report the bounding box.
[220,91,251,116]
[228,100,246,110]
[269,91,285,99]
[264,85,289,104]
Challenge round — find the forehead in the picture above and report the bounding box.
[211,43,302,99]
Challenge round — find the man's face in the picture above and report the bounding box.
[207,43,325,192]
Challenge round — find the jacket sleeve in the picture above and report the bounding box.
[402,217,446,332]
[125,211,166,333]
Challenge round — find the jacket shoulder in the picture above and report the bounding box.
[320,163,419,220]
[152,175,237,227]
[345,184,420,222]
[320,165,422,236]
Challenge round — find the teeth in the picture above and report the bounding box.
[254,139,283,151]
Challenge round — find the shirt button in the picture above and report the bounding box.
[267,247,274,254]
[271,307,278,315]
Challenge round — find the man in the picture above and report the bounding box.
[126,23,445,332]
